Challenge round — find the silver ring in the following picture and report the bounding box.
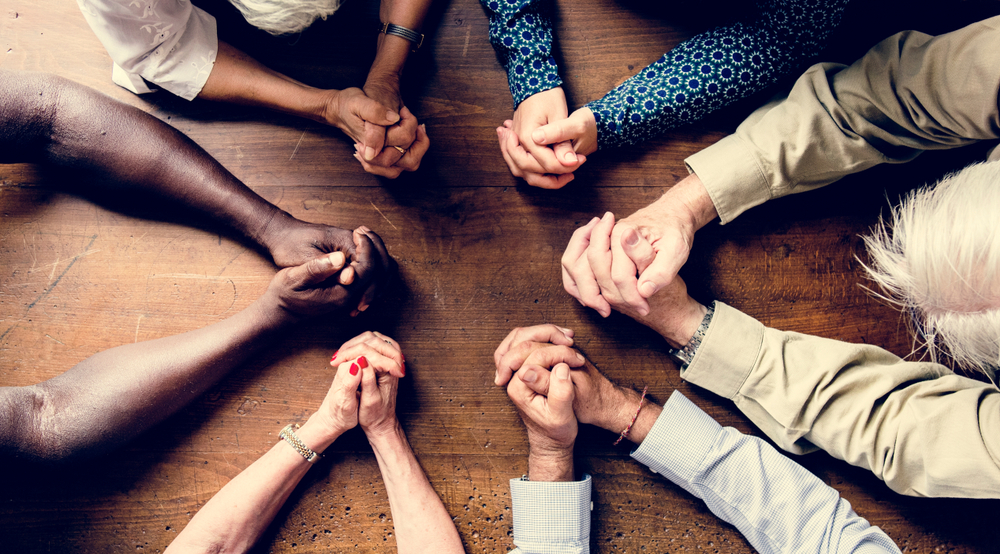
[392,145,406,154]
[384,339,392,344]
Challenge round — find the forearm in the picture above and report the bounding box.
[0,295,295,462]
[480,0,561,107]
[632,392,900,553]
[167,417,340,554]
[371,0,434,79]
[367,424,464,554]
[0,71,302,251]
[689,17,1000,223]
[586,0,849,149]
[200,41,333,125]
[682,302,1000,498]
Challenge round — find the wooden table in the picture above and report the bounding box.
[2,0,999,551]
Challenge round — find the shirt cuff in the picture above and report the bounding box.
[510,474,591,554]
[685,134,772,224]
[631,391,721,498]
[680,301,764,400]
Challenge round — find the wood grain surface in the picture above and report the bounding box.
[2,0,1000,552]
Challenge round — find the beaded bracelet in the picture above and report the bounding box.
[613,386,648,446]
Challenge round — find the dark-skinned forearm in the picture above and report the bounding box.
[0,297,295,462]
[0,70,288,250]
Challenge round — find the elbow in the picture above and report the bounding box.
[0,384,90,464]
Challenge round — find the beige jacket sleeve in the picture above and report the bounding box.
[685,16,1000,223]
[682,302,1000,498]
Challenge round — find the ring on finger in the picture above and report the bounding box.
[392,146,406,154]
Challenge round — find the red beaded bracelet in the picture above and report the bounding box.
[613,386,648,446]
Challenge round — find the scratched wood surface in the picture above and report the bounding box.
[3,0,1000,552]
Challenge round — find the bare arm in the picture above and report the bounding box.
[358,337,465,554]
[166,354,365,554]
[0,252,357,463]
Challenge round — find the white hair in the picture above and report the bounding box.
[227,0,346,35]
[862,161,1000,382]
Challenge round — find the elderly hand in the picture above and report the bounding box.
[330,330,405,378]
[321,88,400,156]
[508,362,577,468]
[356,334,403,438]
[493,324,577,386]
[497,87,587,189]
[310,353,366,441]
[562,174,718,317]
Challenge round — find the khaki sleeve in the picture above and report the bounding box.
[682,302,1000,498]
[686,16,1000,223]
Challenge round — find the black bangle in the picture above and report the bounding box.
[379,22,424,52]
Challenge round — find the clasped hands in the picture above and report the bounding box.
[323,74,429,179]
[495,87,598,189]
[311,331,407,445]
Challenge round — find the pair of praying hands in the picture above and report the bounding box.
[311,332,406,444]
[495,87,598,189]
[323,79,429,179]
[559,175,719,347]
[493,325,645,479]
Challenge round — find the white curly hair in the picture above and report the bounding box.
[862,161,1000,382]
[227,0,346,35]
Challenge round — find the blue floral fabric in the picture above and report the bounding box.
[480,0,850,149]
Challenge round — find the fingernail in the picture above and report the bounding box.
[401,362,406,377]
[358,356,369,369]
[365,147,376,161]
[521,370,537,383]
[625,229,640,247]
[555,364,571,381]
[576,352,585,363]
[387,111,399,122]
[332,350,339,360]
[558,326,573,336]
[590,216,600,224]
[358,302,369,312]
[350,363,359,375]
[640,281,659,296]
[564,151,577,163]
[419,123,427,134]
[531,129,544,143]
[639,307,650,317]
[494,370,499,384]
[329,251,346,267]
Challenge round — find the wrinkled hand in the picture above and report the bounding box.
[262,215,357,269]
[530,106,598,160]
[313,354,366,439]
[497,87,586,189]
[508,362,577,453]
[354,333,403,438]
[361,74,406,161]
[330,330,405,378]
[493,324,576,386]
[321,87,400,167]
[516,353,629,433]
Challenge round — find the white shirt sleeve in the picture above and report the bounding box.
[508,474,591,554]
[632,391,901,554]
[77,0,218,100]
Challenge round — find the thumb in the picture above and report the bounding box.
[547,363,574,415]
[288,252,346,287]
[620,226,657,274]
[353,95,400,127]
[531,116,585,147]
[636,237,688,299]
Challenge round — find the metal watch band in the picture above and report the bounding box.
[666,301,716,368]
[379,22,424,51]
[279,423,321,463]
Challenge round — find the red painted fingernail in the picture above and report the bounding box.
[332,350,339,361]
[350,363,359,375]
[358,356,369,369]
[401,362,406,377]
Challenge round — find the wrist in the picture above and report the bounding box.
[670,173,718,231]
[364,419,404,449]
[661,300,708,349]
[255,209,296,258]
[297,415,345,454]
[527,445,574,482]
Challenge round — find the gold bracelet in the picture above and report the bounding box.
[279,424,322,463]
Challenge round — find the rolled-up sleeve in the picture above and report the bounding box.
[78,0,218,100]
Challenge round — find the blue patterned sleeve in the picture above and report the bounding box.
[586,0,850,149]
[632,391,900,554]
[480,0,563,108]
